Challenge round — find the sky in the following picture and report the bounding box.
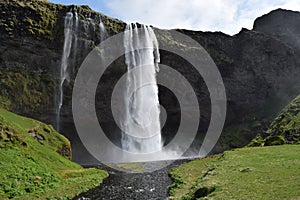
[50,0,300,35]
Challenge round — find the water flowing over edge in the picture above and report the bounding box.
[56,10,107,131]
[56,10,75,131]
[121,23,162,154]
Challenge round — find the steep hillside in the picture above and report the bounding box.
[0,109,107,199]
[249,94,300,147]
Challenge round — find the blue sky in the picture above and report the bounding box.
[50,0,300,35]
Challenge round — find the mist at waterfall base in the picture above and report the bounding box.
[58,11,208,164]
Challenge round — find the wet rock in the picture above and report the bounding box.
[74,160,187,200]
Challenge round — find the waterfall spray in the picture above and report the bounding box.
[122,23,162,153]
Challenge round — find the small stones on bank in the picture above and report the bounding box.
[77,197,91,200]
[239,167,252,173]
[28,129,45,143]
[135,189,145,193]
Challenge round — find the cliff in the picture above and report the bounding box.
[1,0,300,162]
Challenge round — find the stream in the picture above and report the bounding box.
[74,160,188,200]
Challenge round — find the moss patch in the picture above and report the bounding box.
[249,94,300,147]
[0,0,64,40]
[0,0,126,41]
[0,69,56,114]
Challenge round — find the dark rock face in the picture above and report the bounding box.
[168,27,300,152]
[253,9,300,52]
[1,1,300,163]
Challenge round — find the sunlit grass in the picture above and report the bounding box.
[168,145,300,200]
[0,109,108,199]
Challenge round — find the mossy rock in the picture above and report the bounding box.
[0,0,64,40]
[0,69,56,114]
[249,94,300,146]
[264,135,285,146]
[0,0,126,41]
[247,134,265,147]
[0,96,11,110]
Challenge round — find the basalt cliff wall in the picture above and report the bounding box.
[1,0,300,162]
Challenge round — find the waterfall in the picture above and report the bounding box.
[72,11,79,69]
[99,15,108,41]
[122,23,162,153]
[56,11,75,131]
[57,10,108,132]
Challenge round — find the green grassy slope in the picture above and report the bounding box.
[0,109,108,199]
[249,95,300,147]
[168,145,300,200]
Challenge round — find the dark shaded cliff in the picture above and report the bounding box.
[0,0,300,163]
[253,9,300,52]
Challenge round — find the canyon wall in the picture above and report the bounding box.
[1,0,300,162]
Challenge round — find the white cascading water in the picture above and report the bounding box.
[56,11,75,131]
[72,10,79,69]
[122,23,162,153]
[99,15,108,41]
[57,11,107,131]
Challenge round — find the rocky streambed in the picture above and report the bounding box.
[74,160,188,200]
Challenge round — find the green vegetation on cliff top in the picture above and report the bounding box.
[0,109,108,199]
[0,0,125,40]
[168,145,300,200]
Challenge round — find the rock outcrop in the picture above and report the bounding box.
[253,9,300,52]
[249,94,300,147]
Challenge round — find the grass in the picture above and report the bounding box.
[249,94,300,147]
[0,109,108,199]
[168,145,300,200]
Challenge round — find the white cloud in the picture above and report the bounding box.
[103,0,300,35]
